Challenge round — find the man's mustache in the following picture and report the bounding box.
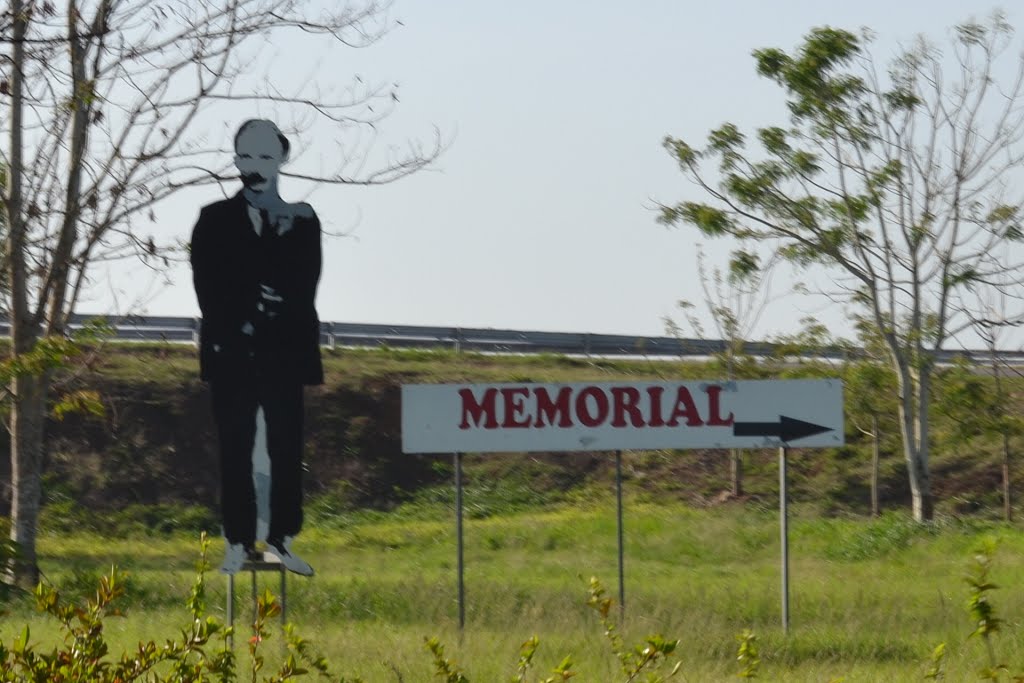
[241,173,267,185]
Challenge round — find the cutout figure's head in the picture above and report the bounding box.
[234,119,290,194]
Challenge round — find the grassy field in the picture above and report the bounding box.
[4,500,1024,681]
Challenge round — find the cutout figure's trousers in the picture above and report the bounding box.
[211,375,304,546]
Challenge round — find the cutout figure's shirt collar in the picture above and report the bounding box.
[246,204,262,236]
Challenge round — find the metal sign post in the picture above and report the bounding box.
[616,450,625,621]
[779,446,789,635]
[454,451,465,631]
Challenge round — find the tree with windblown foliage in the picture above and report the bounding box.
[658,13,1024,521]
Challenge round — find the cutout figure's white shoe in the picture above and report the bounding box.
[267,536,314,576]
[220,542,248,575]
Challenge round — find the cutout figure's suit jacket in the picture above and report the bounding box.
[190,191,324,386]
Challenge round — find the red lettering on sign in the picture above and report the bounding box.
[459,388,498,429]
[535,386,572,427]
[501,387,532,428]
[611,387,644,427]
[666,387,704,427]
[705,385,734,426]
[646,386,666,427]
[575,386,609,427]
[459,383,731,433]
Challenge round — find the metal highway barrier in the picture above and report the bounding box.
[0,313,1022,364]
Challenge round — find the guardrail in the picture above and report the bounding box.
[0,314,1021,364]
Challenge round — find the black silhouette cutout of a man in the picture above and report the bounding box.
[190,119,322,576]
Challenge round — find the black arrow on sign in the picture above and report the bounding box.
[733,416,833,443]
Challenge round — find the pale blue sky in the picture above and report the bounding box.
[93,1,1023,346]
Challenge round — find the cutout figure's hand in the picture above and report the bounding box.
[241,321,255,336]
[260,284,283,302]
[274,214,294,236]
[259,285,284,319]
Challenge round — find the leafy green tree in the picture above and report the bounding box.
[665,244,776,495]
[844,357,899,516]
[935,356,1024,521]
[659,14,1024,521]
[964,283,1022,521]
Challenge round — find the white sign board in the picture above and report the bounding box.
[402,379,843,453]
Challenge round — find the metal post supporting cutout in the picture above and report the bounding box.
[454,451,465,631]
[226,575,234,648]
[615,449,625,621]
[779,445,790,635]
[225,555,287,650]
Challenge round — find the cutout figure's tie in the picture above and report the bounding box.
[257,208,274,320]
[259,208,272,240]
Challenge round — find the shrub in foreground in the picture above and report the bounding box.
[0,534,1021,681]
[0,534,682,682]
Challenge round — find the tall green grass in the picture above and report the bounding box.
[4,504,1024,681]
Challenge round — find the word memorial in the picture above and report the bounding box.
[402,379,843,454]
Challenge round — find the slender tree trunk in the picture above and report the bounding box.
[726,351,743,496]
[730,449,743,497]
[907,450,935,521]
[4,0,44,587]
[896,363,934,522]
[1002,432,1012,522]
[8,375,46,587]
[912,369,935,521]
[871,414,880,518]
[46,0,94,332]
[990,351,1011,522]
[6,2,100,586]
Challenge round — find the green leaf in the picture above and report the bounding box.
[758,126,790,155]
[52,390,105,421]
[728,250,761,283]
[708,123,744,152]
[677,202,736,236]
[662,136,699,166]
[753,47,792,78]
[13,625,28,654]
[882,86,920,110]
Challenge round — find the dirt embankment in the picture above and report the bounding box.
[0,347,441,516]
[0,345,1014,518]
